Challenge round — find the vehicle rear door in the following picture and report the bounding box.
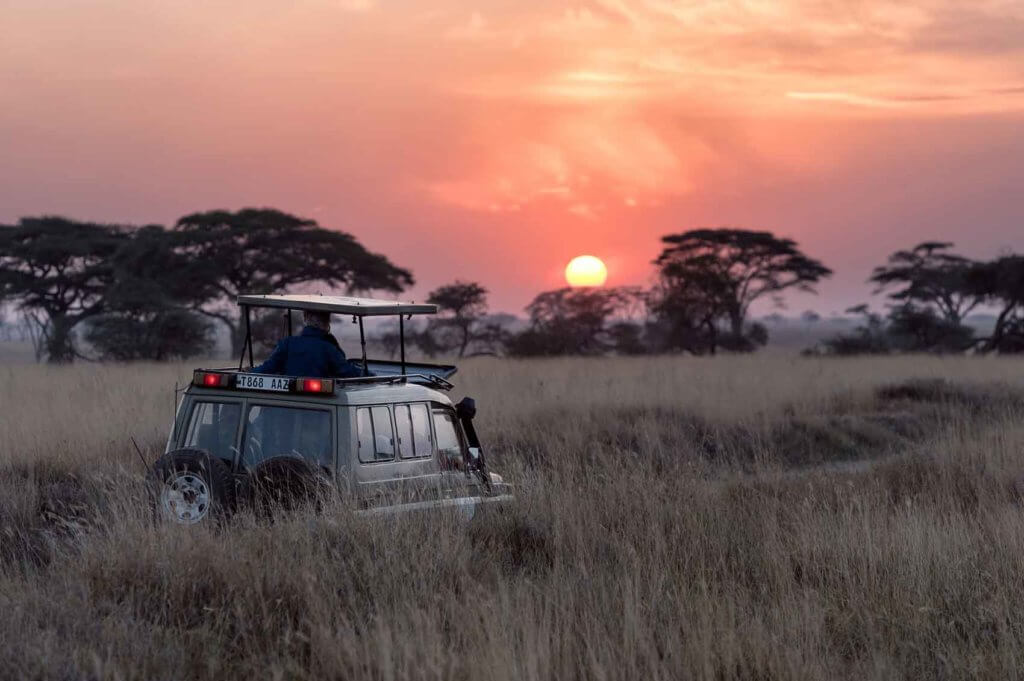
[238,398,336,477]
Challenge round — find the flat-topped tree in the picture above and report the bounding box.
[174,208,414,354]
[426,281,489,357]
[0,216,126,362]
[870,242,982,325]
[655,228,832,341]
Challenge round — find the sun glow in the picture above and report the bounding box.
[565,255,607,287]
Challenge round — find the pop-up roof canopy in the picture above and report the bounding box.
[234,294,436,378]
[236,294,436,317]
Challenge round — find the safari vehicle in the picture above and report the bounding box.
[150,294,512,525]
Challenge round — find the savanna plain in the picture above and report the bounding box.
[4,356,1024,680]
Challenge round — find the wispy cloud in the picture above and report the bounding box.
[3,0,1023,223]
[414,0,1024,214]
[787,91,911,109]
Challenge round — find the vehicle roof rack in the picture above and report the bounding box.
[234,293,437,378]
[336,373,455,391]
[236,294,437,317]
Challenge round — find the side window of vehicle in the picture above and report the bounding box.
[356,406,396,463]
[184,402,241,461]
[394,405,414,459]
[395,403,434,459]
[433,409,463,469]
[242,405,332,467]
[356,408,374,462]
[410,404,432,458]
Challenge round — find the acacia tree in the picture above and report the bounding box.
[507,287,640,356]
[653,228,832,348]
[425,281,489,357]
[870,242,982,324]
[0,217,125,362]
[174,208,414,354]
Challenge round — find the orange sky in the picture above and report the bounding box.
[2,0,1023,313]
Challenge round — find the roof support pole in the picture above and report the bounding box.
[245,305,255,368]
[400,314,406,375]
[238,304,249,370]
[286,308,293,336]
[358,316,368,376]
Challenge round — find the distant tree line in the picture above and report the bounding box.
[411,234,1024,359]
[5,211,1022,362]
[410,229,834,358]
[810,243,1024,355]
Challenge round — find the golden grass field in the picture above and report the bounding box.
[4,355,1024,679]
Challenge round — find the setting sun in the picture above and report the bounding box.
[565,255,608,288]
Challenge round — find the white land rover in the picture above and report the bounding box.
[149,294,511,524]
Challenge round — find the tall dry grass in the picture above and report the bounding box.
[3,355,1024,679]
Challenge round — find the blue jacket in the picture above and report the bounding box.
[252,326,364,378]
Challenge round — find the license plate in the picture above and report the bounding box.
[235,374,291,392]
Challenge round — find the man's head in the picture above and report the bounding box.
[303,310,331,332]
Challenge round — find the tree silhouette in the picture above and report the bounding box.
[653,228,831,351]
[174,208,414,354]
[0,217,125,362]
[508,287,639,356]
[870,242,982,324]
[425,281,489,357]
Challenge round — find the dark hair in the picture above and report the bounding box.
[303,310,331,331]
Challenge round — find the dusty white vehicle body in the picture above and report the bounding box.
[151,295,511,524]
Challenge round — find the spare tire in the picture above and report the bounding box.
[148,448,236,525]
[243,456,332,515]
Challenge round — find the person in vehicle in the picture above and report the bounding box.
[252,310,364,378]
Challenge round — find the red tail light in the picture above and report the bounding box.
[193,371,229,387]
[296,378,333,394]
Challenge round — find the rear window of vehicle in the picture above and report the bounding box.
[395,403,433,459]
[184,402,241,461]
[356,406,395,463]
[242,405,332,467]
